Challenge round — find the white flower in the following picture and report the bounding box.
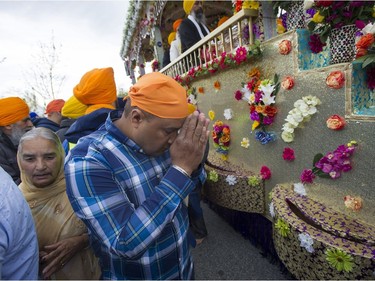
[303,0,314,10]
[241,137,250,148]
[362,22,375,35]
[293,182,307,196]
[281,131,294,143]
[282,123,295,133]
[241,86,252,102]
[188,94,197,105]
[223,108,233,120]
[225,175,237,186]
[260,91,276,106]
[298,233,314,253]
[269,202,275,218]
[260,83,276,96]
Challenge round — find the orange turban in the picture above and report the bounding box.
[61,96,88,119]
[173,19,183,32]
[73,67,117,113]
[128,72,189,118]
[168,32,176,45]
[0,97,30,126]
[45,99,65,114]
[217,16,229,27]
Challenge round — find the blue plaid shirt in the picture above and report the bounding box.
[64,111,206,280]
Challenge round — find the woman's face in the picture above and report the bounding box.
[19,137,61,188]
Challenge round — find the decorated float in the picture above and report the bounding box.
[120,1,375,279]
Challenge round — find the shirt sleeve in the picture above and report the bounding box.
[64,154,196,260]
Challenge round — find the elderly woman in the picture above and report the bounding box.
[17,127,100,280]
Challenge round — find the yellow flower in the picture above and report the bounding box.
[252,120,260,130]
[276,19,286,34]
[242,0,259,10]
[220,154,228,161]
[208,110,215,120]
[312,11,324,23]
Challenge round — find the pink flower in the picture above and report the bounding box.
[344,195,363,211]
[326,71,345,89]
[282,147,295,161]
[278,40,292,55]
[234,90,243,101]
[260,166,271,180]
[326,115,346,130]
[300,169,315,184]
[235,46,247,64]
[281,76,295,90]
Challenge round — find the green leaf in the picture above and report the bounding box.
[313,153,323,166]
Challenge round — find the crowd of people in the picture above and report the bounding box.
[0,1,219,279]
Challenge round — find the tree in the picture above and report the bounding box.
[23,31,65,106]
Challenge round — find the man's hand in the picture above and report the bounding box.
[170,111,210,175]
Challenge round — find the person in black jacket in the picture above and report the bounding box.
[0,97,33,184]
[179,1,210,53]
[33,99,65,132]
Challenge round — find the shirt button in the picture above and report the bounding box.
[156,174,160,178]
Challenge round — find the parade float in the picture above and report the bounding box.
[120,1,375,279]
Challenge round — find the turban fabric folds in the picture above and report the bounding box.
[183,0,195,14]
[168,32,176,45]
[173,19,183,31]
[61,96,88,119]
[45,99,65,114]
[0,97,30,126]
[73,67,117,114]
[128,72,189,119]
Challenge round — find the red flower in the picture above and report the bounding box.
[326,115,346,130]
[282,147,295,161]
[326,71,345,89]
[234,90,243,100]
[281,76,295,90]
[300,169,315,184]
[260,166,271,180]
[356,33,374,50]
[315,0,334,7]
[278,40,292,55]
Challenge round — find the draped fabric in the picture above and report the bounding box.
[18,148,100,280]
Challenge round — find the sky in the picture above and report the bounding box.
[0,1,134,104]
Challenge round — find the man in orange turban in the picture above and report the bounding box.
[65,72,210,279]
[63,67,118,151]
[33,99,65,132]
[0,97,33,184]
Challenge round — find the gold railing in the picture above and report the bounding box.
[160,8,259,78]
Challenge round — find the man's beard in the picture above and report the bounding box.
[192,9,206,25]
[9,124,28,146]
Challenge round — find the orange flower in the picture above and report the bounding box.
[326,71,345,89]
[220,135,230,143]
[255,105,265,114]
[281,76,295,90]
[344,196,363,212]
[214,81,221,92]
[356,33,374,50]
[279,40,292,55]
[198,87,204,94]
[326,114,346,130]
[248,68,260,79]
[222,127,230,134]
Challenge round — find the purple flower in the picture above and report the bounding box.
[263,116,274,125]
[254,90,262,103]
[300,169,316,184]
[250,111,260,121]
[350,1,365,8]
[355,20,366,29]
[308,34,326,54]
[306,8,316,19]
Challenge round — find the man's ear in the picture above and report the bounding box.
[130,108,146,128]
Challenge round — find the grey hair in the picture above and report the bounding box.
[18,127,64,157]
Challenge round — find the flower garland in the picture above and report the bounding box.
[212,120,231,160]
[235,68,280,144]
[174,41,262,87]
[281,95,321,143]
[300,141,358,184]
